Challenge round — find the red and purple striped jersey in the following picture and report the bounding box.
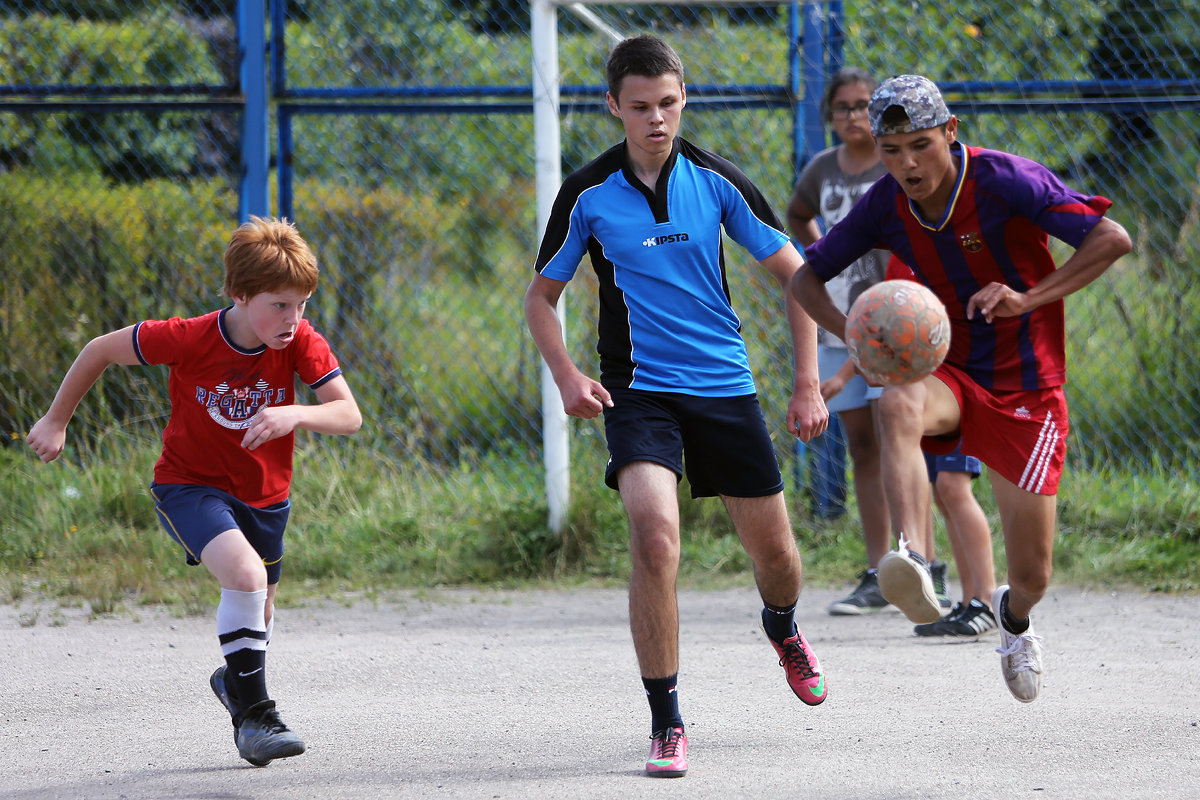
[805,143,1113,390]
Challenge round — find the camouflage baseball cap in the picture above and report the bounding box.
[868,75,951,136]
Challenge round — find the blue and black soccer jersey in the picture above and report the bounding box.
[534,137,789,397]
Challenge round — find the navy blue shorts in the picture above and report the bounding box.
[923,445,983,483]
[150,483,289,585]
[602,389,784,499]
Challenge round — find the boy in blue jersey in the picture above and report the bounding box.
[524,34,829,778]
[791,75,1132,702]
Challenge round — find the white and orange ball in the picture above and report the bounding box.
[845,280,950,386]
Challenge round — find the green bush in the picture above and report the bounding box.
[0,12,223,179]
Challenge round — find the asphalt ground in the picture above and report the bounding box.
[2,584,1197,799]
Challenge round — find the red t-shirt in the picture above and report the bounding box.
[133,308,342,507]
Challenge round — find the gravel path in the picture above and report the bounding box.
[2,584,1197,799]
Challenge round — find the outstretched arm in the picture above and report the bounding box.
[523,273,612,419]
[760,243,828,442]
[27,326,141,463]
[967,216,1133,322]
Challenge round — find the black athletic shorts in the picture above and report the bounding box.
[602,388,784,498]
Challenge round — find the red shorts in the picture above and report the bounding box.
[921,363,1069,495]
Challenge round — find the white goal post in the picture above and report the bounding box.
[530,0,815,532]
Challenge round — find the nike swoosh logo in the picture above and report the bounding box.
[807,675,826,697]
[238,668,263,677]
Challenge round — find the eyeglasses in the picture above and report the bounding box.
[830,102,870,119]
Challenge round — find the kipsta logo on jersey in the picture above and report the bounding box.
[642,232,690,247]
[196,377,287,430]
[959,232,984,253]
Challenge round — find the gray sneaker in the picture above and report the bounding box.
[235,700,307,767]
[827,571,898,616]
[877,536,942,624]
[930,560,953,609]
[992,585,1044,702]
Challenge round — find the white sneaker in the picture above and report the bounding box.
[876,534,941,624]
[992,585,1044,703]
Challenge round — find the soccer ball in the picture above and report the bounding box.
[845,280,950,386]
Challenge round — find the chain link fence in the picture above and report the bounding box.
[2,1,1197,524]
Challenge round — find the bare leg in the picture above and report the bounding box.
[841,404,890,569]
[935,471,995,603]
[725,491,826,705]
[722,492,802,607]
[619,461,683,678]
[933,483,971,601]
[990,472,1056,619]
[876,378,960,552]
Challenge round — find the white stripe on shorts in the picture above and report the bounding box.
[1019,412,1059,492]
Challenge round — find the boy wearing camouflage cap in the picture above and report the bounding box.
[790,74,1132,702]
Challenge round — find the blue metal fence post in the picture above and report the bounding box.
[828,1,844,73]
[792,1,850,518]
[238,0,269,221]
[799,1,827,170]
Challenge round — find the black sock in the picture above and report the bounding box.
[224,648,269,711]
[642,674,683,734]
[762,601,798,643]
[999,590,1030,634]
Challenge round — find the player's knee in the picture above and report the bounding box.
[845,428,880,462]
[1011,563,1052,601]
[876,389,924,433]
[748,535,800,575]
[223,560,269,593]
[630,527,680,573]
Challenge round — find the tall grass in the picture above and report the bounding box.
[3,428,1196,619]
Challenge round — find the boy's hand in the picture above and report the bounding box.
[241,406,301,450]
[26,417,67,463]
[555,370,613,419]
[819,375,846,402]
[967,282,1029,322]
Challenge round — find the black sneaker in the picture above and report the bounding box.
[940,597,998,637]
[826,571,898,616]
[209,666,242,728]
[930,560,953,609]
[913,601,964,637]
[235,700,307,767]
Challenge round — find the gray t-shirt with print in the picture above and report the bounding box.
[792,146,890,348]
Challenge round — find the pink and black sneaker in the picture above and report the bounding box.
[646,726,688,778]
[764,615,828,705]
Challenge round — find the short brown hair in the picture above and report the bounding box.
[605,34,684,103]
[222,216,319,300]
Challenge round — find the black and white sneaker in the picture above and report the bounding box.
[942,598,998,637]
[914,598,997,637]
[913,602,964,637]
[877,534,942,624]
[826,571,898,615]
